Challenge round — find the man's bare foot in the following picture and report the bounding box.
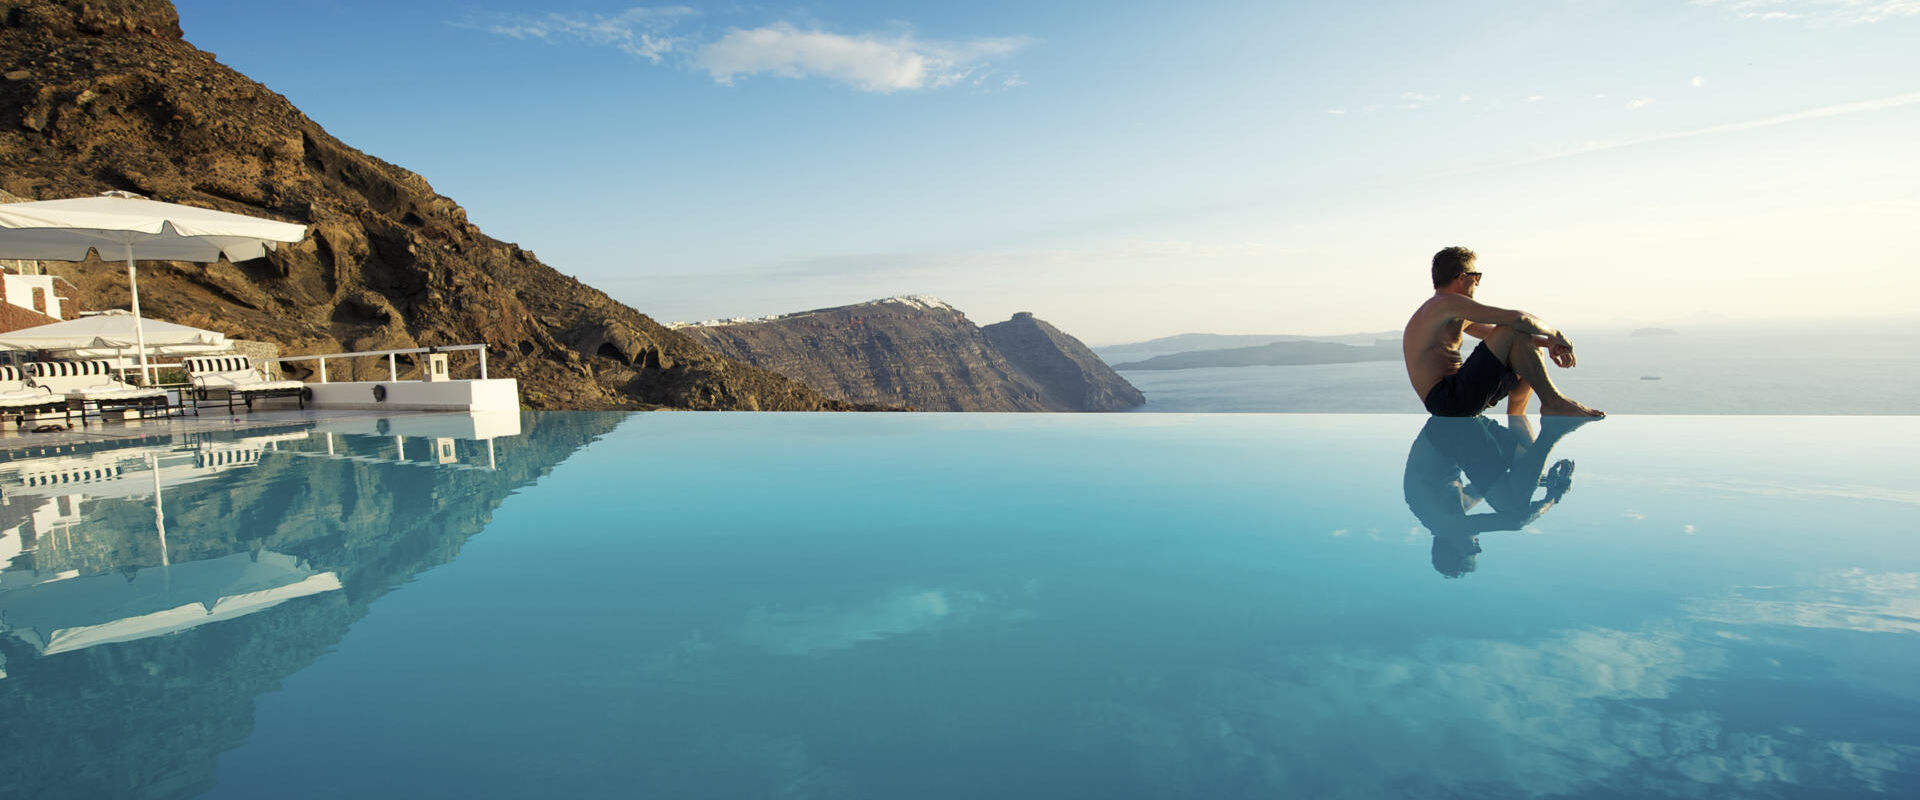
[1541,399,1604,417]
[1539,414,1601,436]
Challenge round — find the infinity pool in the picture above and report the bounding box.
[1,412,1915,798]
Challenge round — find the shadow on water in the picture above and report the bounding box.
[1403,415,1599,578]
[0,412,626,800]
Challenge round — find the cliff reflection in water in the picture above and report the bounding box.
[0,412,622,800]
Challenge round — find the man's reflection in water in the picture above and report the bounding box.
[1403,415,1596,577]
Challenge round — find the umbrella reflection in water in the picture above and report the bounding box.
[0,191,305,384]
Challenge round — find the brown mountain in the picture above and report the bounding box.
[983,312,1145,410]
[0,0,861,411]
[679,297,1143,412]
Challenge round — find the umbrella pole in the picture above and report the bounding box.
[125,244,154,385]
[150,451,169,567]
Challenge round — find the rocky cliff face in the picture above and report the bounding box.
[680,297,1143,412]
[984,312,1145,410]
[0,0,857,410]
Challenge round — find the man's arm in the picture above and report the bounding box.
[1466,323,1554,349]
[1446,296,1569,347]
[1451,296,1577,367]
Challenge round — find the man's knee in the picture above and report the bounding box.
[1483,325,1525,358]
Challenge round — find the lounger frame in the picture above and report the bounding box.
[183,356,308,412]
[0,365,74,429]
[26,361,171,425]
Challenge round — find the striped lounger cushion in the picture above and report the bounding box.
[0,365,65,410]
[184,356,303,392]
[28,361,165,401]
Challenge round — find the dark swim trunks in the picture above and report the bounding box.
[1423,341,1521,417]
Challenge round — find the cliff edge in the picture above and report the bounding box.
[0,0,856,410]
[983,312,1144,411]
[680,297,1143,412]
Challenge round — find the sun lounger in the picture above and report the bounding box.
[27,361,169,423]
[26,361,169,421]
[183,355,308,412]
[0,365,74,428]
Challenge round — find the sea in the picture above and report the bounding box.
[1115,324,1920,415]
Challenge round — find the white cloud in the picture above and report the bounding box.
[1326,91,1476,114]
[1069,623,1915,797]
[622,566,1920,797]
[735,587,980,656]
[1686,570,1920,635]
[1526,94,1547,103]
[1627,96,1656,109]
[1463,91,1920,173]
[1057,565,1920,797]
[1693,0,1920,24]
[1399,91,1439,109]
[482,6,696,63]
[724,238,1276,289]
[474,9,1030,92]
[1692,75,1707,88]
[697,23,1031,92]
[1621,475,1920,506]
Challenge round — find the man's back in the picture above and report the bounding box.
[1404,294,1468,398]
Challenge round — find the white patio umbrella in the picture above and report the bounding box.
[0,191,306,383]
[0,309,230,364]
[0,550,341,656]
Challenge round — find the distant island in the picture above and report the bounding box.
[1095,331,1398,363]
[1631,327,1680,337]
[1113,338,1401,371]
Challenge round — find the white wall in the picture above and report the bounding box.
[304,378,519,413]
[2,274,62,319]
[312,410,522,440]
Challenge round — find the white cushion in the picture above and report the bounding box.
[194,369,301,391]
[0,389,63,409]
[70,387,166,401]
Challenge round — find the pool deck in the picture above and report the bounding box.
[0,404,466,457]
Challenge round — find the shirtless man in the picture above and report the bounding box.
[1403,246,1603,417]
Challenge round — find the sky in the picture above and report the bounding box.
[172,0,1919,344]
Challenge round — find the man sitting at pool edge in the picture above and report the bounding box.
[1403,246,1604,417]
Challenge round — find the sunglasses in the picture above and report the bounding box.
[1460,271,1483,283]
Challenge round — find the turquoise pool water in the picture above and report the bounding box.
[1,412,1915,798]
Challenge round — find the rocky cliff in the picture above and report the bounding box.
[680,296,1143,412]
[0,0,858,410]
[983,312,1145,410]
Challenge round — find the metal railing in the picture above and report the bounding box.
[270,344,489,383]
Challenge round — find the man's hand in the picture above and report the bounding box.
[1548,339,1576,368]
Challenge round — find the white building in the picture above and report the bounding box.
[0,260,65,321]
